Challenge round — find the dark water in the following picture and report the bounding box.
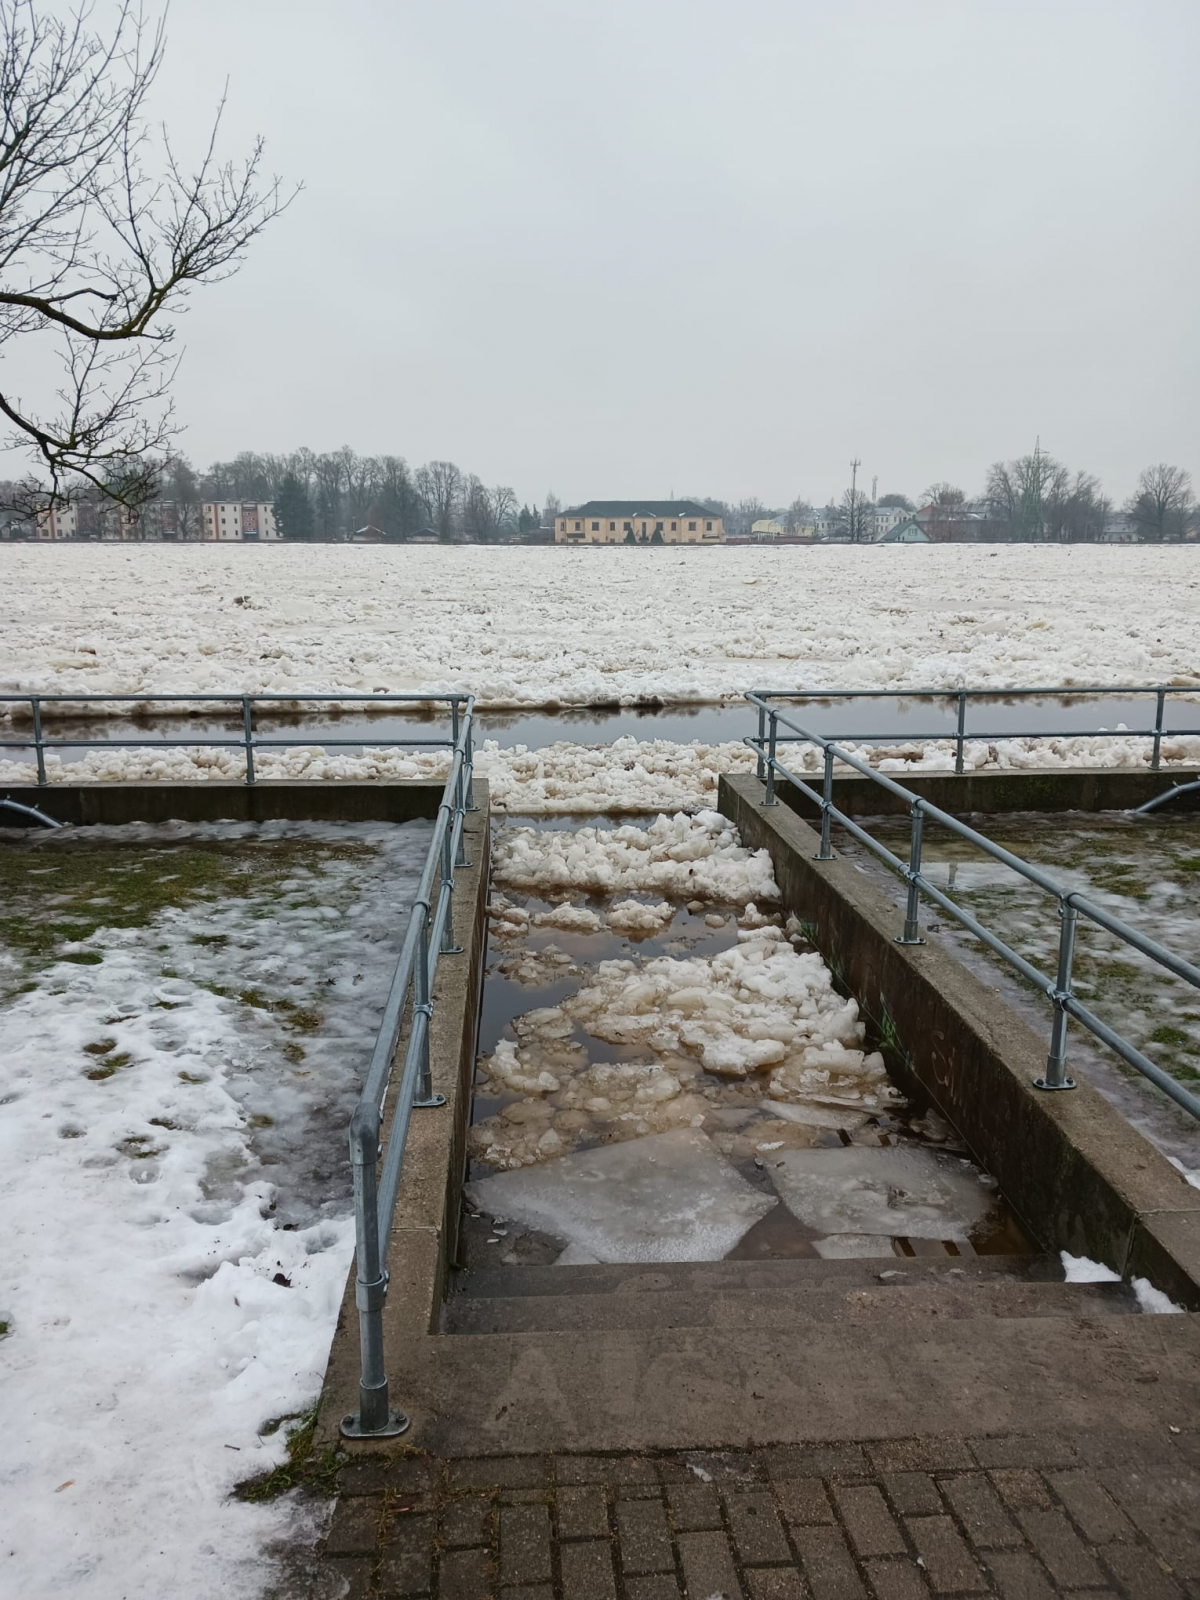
[4,692,1198,764]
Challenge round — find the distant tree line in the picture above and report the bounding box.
[3,442,1196,545]
[711,452,1197,542]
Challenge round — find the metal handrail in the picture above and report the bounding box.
[0,691,473,786]
[749,684,1200,773]
[341,698,475,1439]
[745,692,1200,1122]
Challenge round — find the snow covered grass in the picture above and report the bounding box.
[0,821,427,1599]
[4,542,1199,709]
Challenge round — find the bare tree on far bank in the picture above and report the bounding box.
[1128,464,1193,543]
[0,0,292,503]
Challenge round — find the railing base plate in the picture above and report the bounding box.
[1032,1075,1077,1091]
[340,1409,411,1440]
[414,1093,447,1109]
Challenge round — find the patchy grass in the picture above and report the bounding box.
[234,1407,340,1502]
[0,836,376,998]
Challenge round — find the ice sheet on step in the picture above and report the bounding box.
[769,1146,995,1240]
[466,1127,776,1263]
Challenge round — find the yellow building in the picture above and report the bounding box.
[555,500,724,545]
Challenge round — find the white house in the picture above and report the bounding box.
[876,518,931,544]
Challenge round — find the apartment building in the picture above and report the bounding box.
[35,503,79,540]
[555,500,723,545]
[200,502,279,541]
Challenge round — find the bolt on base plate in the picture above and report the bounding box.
[1032,1075,1077,1091]
[340,1408,410,1440]
[414,1092,447,1109]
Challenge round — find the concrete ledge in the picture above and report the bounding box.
[772,765,1200,819]
[719,773,1200,1311]
[316,791,491,1449]
[0,780,458,826]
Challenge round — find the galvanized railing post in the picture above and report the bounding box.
[463,712,477,811]
[439,821,462,956]
[1036,901,1079,1091]
[755,700,767,781]
[242,696,255,784]
[763,711,779,805]
[815,745,835,859]
[955,690,967,775]
[340,1110,409,1439]
[1151,687,1166,771]
[454,762,469,867]
[896,802,926,945]
[412,905,445,1108]
[31,695,47,787]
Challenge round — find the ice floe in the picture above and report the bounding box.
[467,1127,776,1263]
[767,1146,997,1241]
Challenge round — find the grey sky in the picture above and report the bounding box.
[14,0,1200,506]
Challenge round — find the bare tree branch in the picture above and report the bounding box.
[0,0,297,501]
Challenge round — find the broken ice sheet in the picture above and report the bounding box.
[465,1127,775,1263]
[769,1146,996,1241]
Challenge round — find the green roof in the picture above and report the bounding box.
[561,501,717,519]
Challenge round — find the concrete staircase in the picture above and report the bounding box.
[443,1252,1136,1337]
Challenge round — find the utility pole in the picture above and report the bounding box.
[871,474,878,505]
[850,457,861,542]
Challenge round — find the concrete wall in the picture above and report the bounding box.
[720,772,1200,1310]
[771,765,1200,820]
[1,780,459,826]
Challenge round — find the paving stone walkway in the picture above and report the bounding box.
[302,1431,1200,1600]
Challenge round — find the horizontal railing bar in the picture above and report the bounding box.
[0,737,458,751]
[763,753,1059,995]
[1063,997,1200,1120]
[1068,894,1200,990]
[747,694,1200,1123]
[751,730,1188,969]
[768,727,1200,743]
[0,691,470,704]
[748,685,1196,700]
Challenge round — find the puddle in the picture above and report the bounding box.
[464,814,1029,1265]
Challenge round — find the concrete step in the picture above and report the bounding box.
[442,1275,1137,1335]
[451,1251,1058,1301]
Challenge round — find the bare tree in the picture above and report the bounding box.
[785,496,813,534]
[877,492,913,510]
[488,483,517,536]
[1044,470,1110,543]
[838,486,872,542]
[415,460,462,541]
[920,482,969,542]
[1127,463,1193,542]
[161,452,199,539]
[0,1,293,502]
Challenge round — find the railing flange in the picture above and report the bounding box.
[1032,1075,1077,1092]
[340,1408,411,1440]
[413,1092,447,1109]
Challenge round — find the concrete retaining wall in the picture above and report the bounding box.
[770,765,1200,820]
[720,773,1200,1310]
[0,780,453,825]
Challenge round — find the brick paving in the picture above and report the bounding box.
[302,1432,1200,1599]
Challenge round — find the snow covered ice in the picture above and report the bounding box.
[0,820,428,1599]
[466,1127,776,1263]
[4,542,1200,708]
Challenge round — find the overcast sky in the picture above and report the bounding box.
[13,0,1200,506]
